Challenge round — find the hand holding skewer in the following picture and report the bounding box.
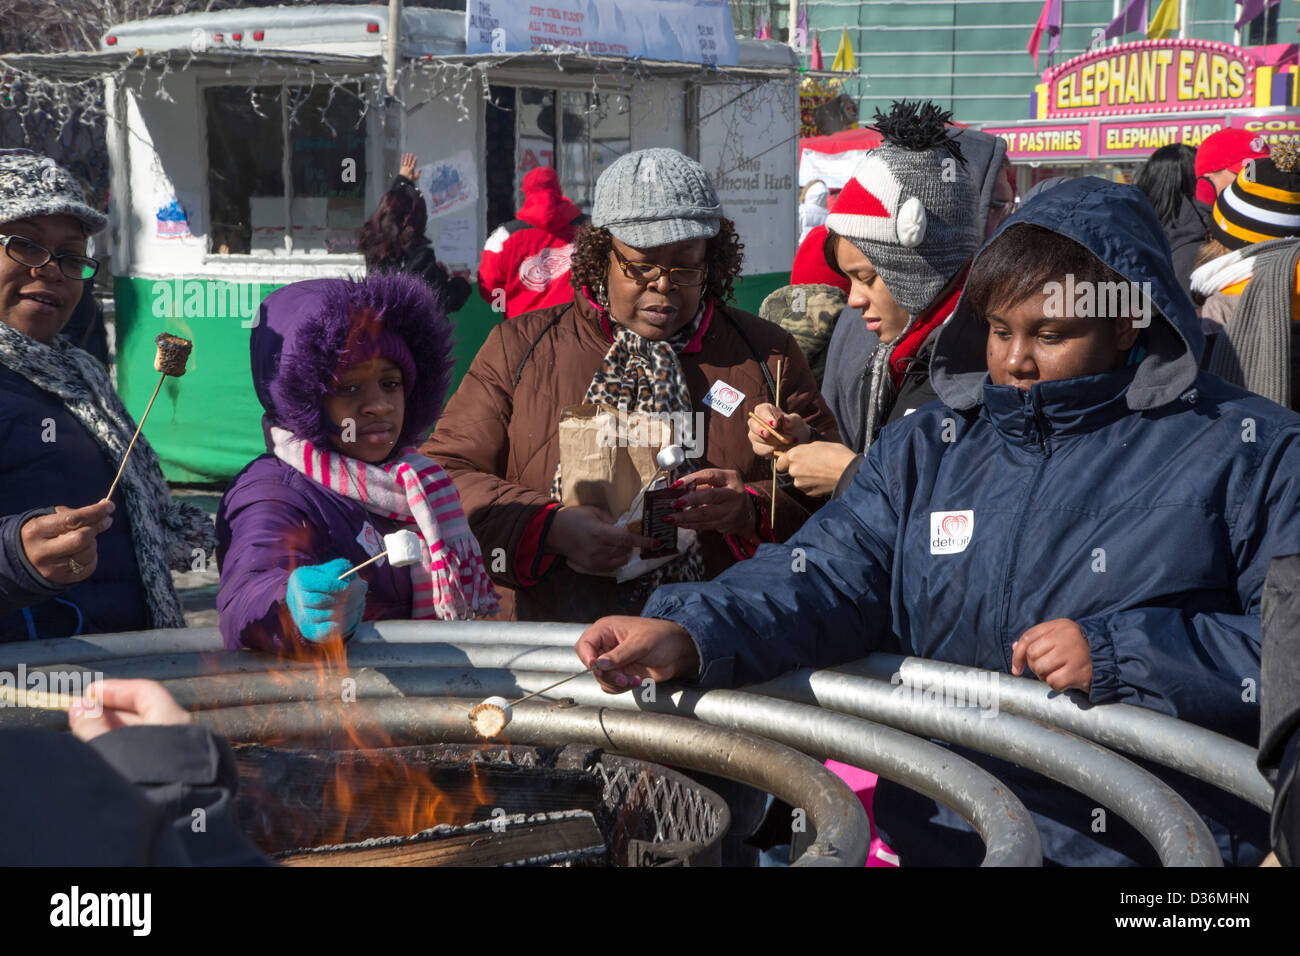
[18,500,114,585]
[747,403,813,458]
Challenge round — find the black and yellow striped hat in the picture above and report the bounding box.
[1210,138,1300,250]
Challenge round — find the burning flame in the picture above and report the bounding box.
[218,523,497,854]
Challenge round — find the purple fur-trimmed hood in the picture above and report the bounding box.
[250,273,455,453]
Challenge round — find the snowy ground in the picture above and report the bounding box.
[171,488,222,628]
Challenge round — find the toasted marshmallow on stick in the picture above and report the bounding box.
[467,664,596,737]
[105,333,195,501]
[469,696,512,738]
[153,333,193,377]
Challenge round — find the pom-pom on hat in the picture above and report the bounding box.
[824,100,977,315]
[1209,138,1300,250]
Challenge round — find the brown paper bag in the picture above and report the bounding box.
[556,403,671,517]
[556,404,694,580]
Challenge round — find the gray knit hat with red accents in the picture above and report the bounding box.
[825,101,976,315]
[0,152,107,234]
[592,148,721,249]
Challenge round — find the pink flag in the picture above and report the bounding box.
[1027,0,1063,70]
[757,14,771,41]
[810,29,823,70]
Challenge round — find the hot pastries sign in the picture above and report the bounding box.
[1039,39,1260,119]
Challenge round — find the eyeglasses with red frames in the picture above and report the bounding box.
[611,247,707,287]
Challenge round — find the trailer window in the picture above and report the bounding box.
[559,91,630,213]
[205,84,366,256]
[287,85,366,254]
[206,87,284,255]
[484,86,630,232]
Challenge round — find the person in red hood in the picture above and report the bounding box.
[477,166,589,319]
[1194,127,1270,205]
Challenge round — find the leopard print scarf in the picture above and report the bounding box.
[551,298,708,597]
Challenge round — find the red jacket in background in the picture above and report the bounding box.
[791,225,850,293]
[478,166,588,319]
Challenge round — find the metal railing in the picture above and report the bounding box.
[0,619,1271,867]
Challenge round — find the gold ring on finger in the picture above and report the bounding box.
[68,558,85,576]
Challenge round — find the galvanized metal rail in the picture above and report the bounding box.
[0,619,1268,867]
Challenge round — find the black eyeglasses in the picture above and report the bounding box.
[611,247,707,287]
[0,234,99,280]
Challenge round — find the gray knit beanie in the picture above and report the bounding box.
[592,148,721,249]
[825,101,976,315]
[0,152,107,234]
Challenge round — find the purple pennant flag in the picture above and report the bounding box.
[1104,0,1148,41]
[796,3,808,50]
[1027,0,1063,70]
[1235,0,1279,31]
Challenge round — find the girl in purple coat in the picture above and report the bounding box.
[216,274,499,654]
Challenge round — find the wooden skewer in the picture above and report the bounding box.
[0,684,83,711]
[338,552,386,580]
[748,411,794,447]
[511,665,597,706]
[771,358,784,530]
[105,372,166,502]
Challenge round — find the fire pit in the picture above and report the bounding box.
[233,742,730,866]
[1,619,1265,866]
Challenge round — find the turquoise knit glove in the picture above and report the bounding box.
[286,558,368,643]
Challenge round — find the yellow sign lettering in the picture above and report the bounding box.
[1227,61,1246,99]
[1193,53,1211,99]
[1125,53,1143,103]
[1177,49,1195,100]
[1210,55,1228,99]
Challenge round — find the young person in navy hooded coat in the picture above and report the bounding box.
[575,177,1300,866]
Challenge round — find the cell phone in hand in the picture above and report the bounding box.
[642,487,679,558]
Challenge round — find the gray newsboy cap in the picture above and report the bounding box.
[592,148,721,248]
[0,152,107,234]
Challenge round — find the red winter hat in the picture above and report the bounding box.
[791,225,850,292]
[1195,128,1269,204]
[522,165,561,196]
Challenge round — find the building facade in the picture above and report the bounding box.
[733,0,1299,126]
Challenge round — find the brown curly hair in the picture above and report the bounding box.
[568,218,745,306]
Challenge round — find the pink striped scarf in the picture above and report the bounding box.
[271,427,500,620]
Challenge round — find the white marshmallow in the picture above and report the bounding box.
[656,444,685,471]
[469,696,513,738]
[383,529,423,567]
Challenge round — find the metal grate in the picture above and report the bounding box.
[591,755,729,866]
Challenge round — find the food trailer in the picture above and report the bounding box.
[2,2,800,482]
[982,37,1300,193]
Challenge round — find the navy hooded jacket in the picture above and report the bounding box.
[641,178,1300,865]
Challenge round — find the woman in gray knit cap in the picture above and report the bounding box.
[0,152,214,641]
[426,149,838,622]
